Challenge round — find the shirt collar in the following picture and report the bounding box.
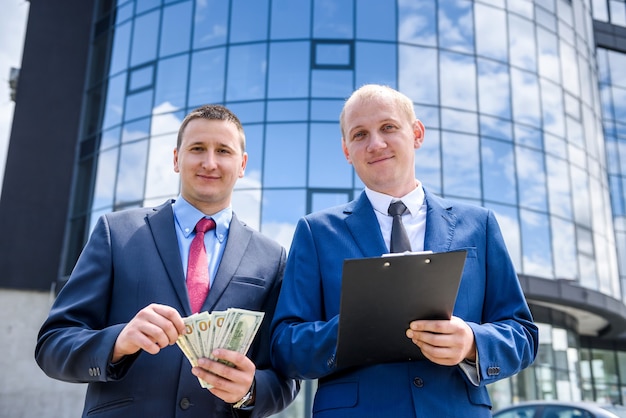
[172,195,232,242]
[365,181,425,218]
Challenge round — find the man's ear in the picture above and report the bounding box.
[173,148,180,173]
[342,138,353,164]
[413,120,425,149]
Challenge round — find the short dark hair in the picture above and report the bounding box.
[177,104,246,151]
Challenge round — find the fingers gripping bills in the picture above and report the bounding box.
[177,308,265,389]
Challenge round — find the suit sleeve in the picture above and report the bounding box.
[270,218,341,380]
[469,210,539,386]
[35,215,129,383]
[244,246,301,418]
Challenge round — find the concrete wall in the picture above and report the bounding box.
[0,289,85,417]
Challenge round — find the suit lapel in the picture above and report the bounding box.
[203,213,251,311]
[344,192,388,257]
[423,190,457,253]
[146,200,190,313]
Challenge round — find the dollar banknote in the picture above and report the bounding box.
[176,308,265,389]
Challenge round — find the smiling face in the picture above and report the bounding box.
[173,118,248,215]
[341,88,425,197]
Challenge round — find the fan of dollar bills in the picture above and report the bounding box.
[176,307,265,389]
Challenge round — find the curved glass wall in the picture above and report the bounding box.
[75,0,619,293]
[63,0,625,415]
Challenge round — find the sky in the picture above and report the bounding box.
[0,1,29,189]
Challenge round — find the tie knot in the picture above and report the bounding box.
[388,200,408,217]
[195,218,216,233]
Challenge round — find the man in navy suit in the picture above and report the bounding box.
[36,105,299,417]
[270,85,538,417]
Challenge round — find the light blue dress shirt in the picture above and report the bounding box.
[172,196,231,287]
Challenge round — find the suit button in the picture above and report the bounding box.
[180,398,191,410]
[487,366,501,376]
[413,377,424,388]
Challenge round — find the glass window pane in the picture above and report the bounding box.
[193,0,228,48]
[130,10,160,67]
[482,138,517,205]
[440,51,476,111]
[560,42,580,96]
[515,124,543,150]
[311,191,351,212]
[151,110,184,137]
[442,132,480,199]
[355,42,397,88]
[129,64,154,91]
[546,155,573,219]
[124,89,154,122]
[399,45,438,106]
[516,146,548,212]
[188,48,226,107]
[477,59,511,119]
[356,0,395,41]
[267,100,309,122]
[480,115,513,141]
[233,188,262,231]
[228,102,265,124]
[101,127,121,151]
[311,99,343,122]
[145,133,179,201]
[154,54,189,112]
[520,208,553,277]
[264,124,307,187]
[311,69,353,98]
[537,26,560,82]
[313,0,353,39]
[417,128,441,195]
[438,0,474,54]
[160,1,192,58]
[115,140,149,205]
[136,0,161,14]
[240,125,264,186]
[541,79,565,138]
[508,14,537,72]
[122,118,150,143]
[487,202,522,270]
[309,123,351,187]
[268,42,310,99]
[261,189,306,251]
[110,21,131,75]
[398,0,436,46]
[571,165,592,228]
[270,0,311,39]
[551,217,579,279]
[103,73,127,129]
[226,44,267,101]
[511,68,541,128]
[230,0,269,43]
[475,3,507,61]
[93,148,119,210]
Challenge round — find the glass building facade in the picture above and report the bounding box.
[55,0,626,415]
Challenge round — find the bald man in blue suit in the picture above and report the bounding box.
[270,85,538,417]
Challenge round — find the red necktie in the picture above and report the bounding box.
[187,218,216,313]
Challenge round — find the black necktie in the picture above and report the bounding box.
[388,200,412,253]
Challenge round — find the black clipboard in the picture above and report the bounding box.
[336,250,467,369]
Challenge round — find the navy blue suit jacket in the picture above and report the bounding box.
[270,190,538,418]
[36,200,299,418]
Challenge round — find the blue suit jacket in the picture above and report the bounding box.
[36,200,299,418]
[270,190,538,418]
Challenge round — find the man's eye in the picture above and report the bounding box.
[353,132,365,140]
